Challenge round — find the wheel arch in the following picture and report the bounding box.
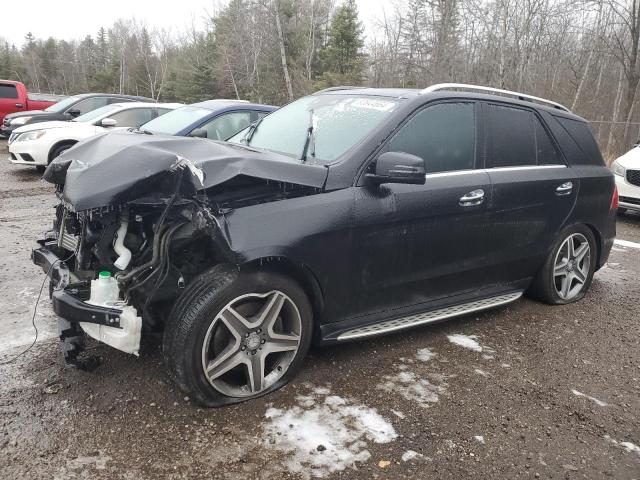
[583,222,604,269]
[240,256,325,329]
[48,139,78,163]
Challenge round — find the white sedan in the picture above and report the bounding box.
[612,147,640,213]
[8,102,182,170]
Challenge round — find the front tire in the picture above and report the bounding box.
[528,225,597,305]
[163,266,313,407]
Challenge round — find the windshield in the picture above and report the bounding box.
[140,106,211,135]
[229,94,401,163]
[73,105,121,123]
[44,95,82,113]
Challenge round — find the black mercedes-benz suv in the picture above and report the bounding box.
[33,84,617,406]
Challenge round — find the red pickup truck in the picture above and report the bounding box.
[0,80,64,126]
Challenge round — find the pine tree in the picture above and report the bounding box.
[316,0,366,88]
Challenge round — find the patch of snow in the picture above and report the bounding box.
[474,435,485,444]
[614,239,640,250]
[605,435,640,457]
[401,450,422,461]
[474,368,489,377]
[447,334,483,352]
[620,441,640,454]
[391,409,405,419]
[500,363,511,368]
[378,369,447,408]
[416,348,436,363]
[571,389,608,407]
[264,388,397,478]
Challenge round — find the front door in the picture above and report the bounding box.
[351,101,495,319]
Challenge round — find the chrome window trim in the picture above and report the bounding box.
[425,164,567,178]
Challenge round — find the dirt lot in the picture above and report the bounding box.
[1,138,639,480]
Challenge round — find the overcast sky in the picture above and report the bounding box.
[1,0,390,47]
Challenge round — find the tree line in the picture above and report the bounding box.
[0,0,639,161]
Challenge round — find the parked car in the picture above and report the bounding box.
[1,92,155,137]
[138,100,277,139]
[8,102,182,171]
[611,147,640,213]
[33,84,616,407]
[0,79,65,129]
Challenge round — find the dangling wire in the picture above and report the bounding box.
[0,250,76,366]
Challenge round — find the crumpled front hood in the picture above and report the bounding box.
[44,131,328,211]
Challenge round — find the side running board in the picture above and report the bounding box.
[337,291,523,341]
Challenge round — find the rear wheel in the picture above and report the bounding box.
[163,266,312,407]
[529,225,597,305]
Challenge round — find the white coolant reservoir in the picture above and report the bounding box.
[89,271,119,304]
[83,271,142,356]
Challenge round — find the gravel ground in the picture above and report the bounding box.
[1,138,639,479]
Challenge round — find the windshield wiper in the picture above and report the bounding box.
[300,109,316,162]
[242,116,265,145]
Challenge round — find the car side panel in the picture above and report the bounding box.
[222,188,358,324]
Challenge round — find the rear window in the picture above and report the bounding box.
[553,116,604,165]
[0,84,18,99]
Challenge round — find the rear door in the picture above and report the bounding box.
[481,102,577,285]
[352,101,495,318]
[0,83,23,123]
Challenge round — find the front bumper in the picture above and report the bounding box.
[615,173,640,211]
[8,139,48,166]
[32,241,123,327]
[0,125,15,137]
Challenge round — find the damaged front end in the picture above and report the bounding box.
[32,132,327,367]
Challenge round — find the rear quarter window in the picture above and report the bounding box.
[551,116,604,166]
[0,84,18,99]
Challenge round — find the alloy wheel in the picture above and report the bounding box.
[553,233,591,300]
[201,290,302,397]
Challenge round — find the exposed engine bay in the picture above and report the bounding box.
[36,131,326,366]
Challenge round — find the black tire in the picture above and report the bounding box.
[617,207,627,215]
[49,144,72,162]
[36,165,46,174]
[163,265,313,407]
[528,224,597,305]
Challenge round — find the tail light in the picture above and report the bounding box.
[610,185,619,210]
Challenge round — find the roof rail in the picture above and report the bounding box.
[421,83,570,112]
[315,86,362,94]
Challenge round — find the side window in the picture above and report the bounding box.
[486,104,537,168]
[156,108,173,116]
[0,84,18,99]
[388,102,475,174]
[200,111,252,141]
[534,116,563,165]
[71,97,109,115]
[109,108,154,128]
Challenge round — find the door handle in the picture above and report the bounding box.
[459,189,485,206]
[15,103,23,108]
[556,181,573,196]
